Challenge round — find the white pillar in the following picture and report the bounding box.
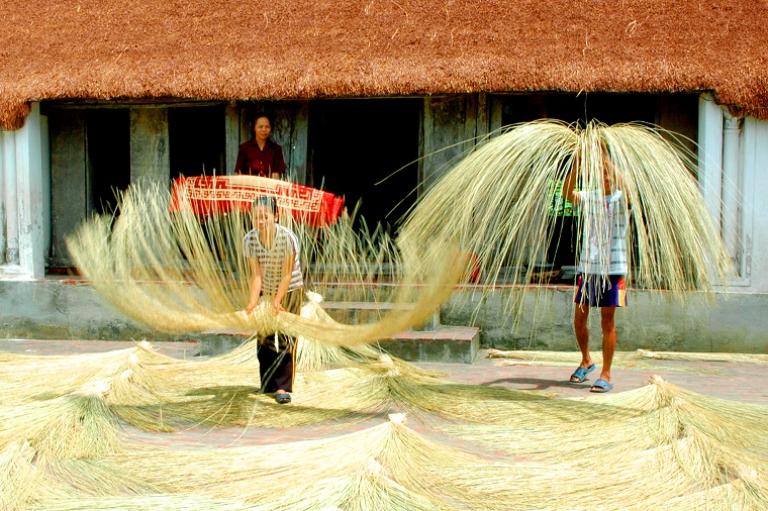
[740,117,768,292]
[697,94,723,232]
[40,114,51,262]
[721,113,742,272]
[14,102,47,278]
[3,129,19,265]
[0,132,6,260]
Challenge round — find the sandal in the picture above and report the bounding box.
[569,364,596,384]
[275,392,292,404]
[590,378,614,393]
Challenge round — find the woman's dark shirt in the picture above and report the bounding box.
[234,139,287,177]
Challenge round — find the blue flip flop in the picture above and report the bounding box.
[569,364,596,384]
[590,378,614,393]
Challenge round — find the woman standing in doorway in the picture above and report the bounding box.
[234,113,287,179]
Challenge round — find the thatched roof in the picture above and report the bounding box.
[1,0,767,129]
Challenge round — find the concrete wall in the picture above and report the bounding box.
[0,279,235,346]
[0,279,765,354]
[442,287,768,353]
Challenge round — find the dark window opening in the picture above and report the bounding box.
[308,99,421,231]
[169,106,226,178]
[500,92,660,126]
[87,110,130,216]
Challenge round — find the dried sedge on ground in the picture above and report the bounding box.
[21,389,768,511]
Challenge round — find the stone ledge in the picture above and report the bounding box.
[379,325,480,364]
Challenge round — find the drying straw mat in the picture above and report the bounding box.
[486,349,768,374]
[3,383,767,511]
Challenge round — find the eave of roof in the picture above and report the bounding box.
[1,0,766,129]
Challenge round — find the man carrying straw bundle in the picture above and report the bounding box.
[244,196,304,404]
[562,143,628,393]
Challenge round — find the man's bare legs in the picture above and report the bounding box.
[571,304,618,384]
[573,304,593,371]
[599,306,617,383]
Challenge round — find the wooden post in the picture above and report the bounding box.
[289,101,309,184]
[129,107,170,185]
[420,94,479,192]
[49,112,87,267]
[489,95,503,135]
[224,104,240,175]
[476,92,490,142]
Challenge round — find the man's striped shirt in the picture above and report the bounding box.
[576,190,628,276]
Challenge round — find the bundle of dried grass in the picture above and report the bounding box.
[401,120,730,322]
[32,397,768,511]
[0,340,619,432]
[0,442,40,511]
[0,381,120,460]
[446,376,768,509]
[0,339,382,433]
[65,414,493,510]
[0,342,173,404]
[2,362,767,510]
[294,291,384,373]
[636,349,768,364]
[32,495,253,511]
[67,181,465,347]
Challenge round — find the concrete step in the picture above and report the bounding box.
[378,325,480,364]
[321,301,478,363]
[311,284,399,303]
[321,301,439,330]
[198,324,480,363]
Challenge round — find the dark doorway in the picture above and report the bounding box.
[169,106,226,178]
[309,99,421,230]
[87,110,130,215]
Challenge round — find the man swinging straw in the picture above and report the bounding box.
[244,196,304,404]
[562,142,628,393]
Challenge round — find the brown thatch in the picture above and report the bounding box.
[1,0,767,129]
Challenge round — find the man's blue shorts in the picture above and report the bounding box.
[574,274,627,308]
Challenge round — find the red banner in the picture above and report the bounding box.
[170,175,345,227]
